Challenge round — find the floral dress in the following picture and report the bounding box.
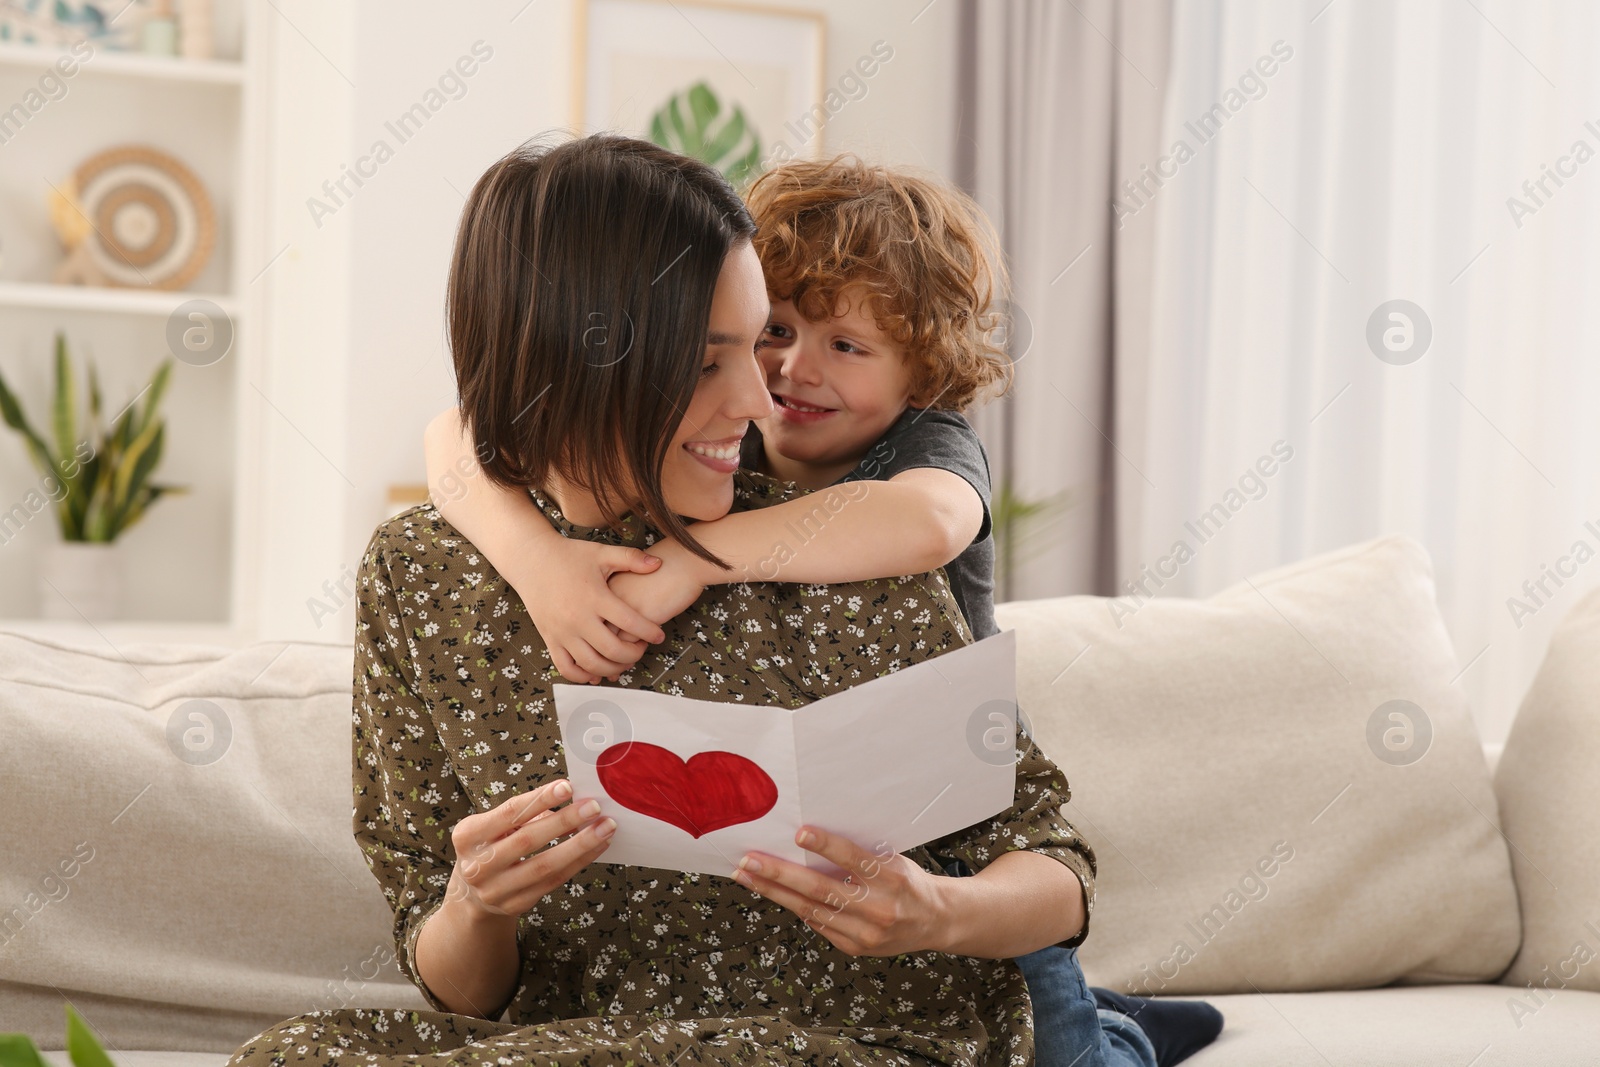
[225,470,1097,1067]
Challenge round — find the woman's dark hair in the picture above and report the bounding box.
[448,133,756,564]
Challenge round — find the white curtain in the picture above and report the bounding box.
[1138,0,1600,743]
[956,0,1172,600]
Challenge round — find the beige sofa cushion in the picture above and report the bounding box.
[1495,585,1600,994]
[0,633,427,1054]
[995,535,1521,994]
[1186,985,1600,1066]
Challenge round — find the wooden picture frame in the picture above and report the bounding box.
[574,0,827,176]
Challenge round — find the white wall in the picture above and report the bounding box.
[249,0,357,640]
[252,0,962,640]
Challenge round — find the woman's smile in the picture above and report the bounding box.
[683,432,746,473]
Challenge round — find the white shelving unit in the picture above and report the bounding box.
[0,39,245,83]
[0,2,265,645]
[0,280,242,316]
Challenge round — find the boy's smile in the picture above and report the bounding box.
[770,392,836,423]
[756,288,919,489]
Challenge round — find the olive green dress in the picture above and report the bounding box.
[225,470,1097,1067]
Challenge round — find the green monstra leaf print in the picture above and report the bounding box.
[648,81,764,188]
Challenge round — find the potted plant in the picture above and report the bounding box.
[991,479,1073,599]
[0,1002,119,1066]
[0,331,184,621]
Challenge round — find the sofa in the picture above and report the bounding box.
[3,534,1597,1065]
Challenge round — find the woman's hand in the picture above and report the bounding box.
[445,778,616,919]
[731,826,953,957]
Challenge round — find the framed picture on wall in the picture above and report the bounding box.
[576,0,826,187]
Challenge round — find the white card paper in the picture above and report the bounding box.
[554,629,1020,878]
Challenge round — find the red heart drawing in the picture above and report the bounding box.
[596,742,778,838]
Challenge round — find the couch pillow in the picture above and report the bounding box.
[0,633,427,1053]
[1495,584,1600,995]
[995,535,1521,994]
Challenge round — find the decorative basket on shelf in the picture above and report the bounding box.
[49,143,216,292]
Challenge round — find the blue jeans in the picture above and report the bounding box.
[1015,945,1157,1067]
[942,859,1156,1067]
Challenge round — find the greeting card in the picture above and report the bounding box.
[554,629,1021,878]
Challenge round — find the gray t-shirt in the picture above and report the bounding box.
[739,407,997,640]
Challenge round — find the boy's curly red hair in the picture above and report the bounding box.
[744,155,1013,412]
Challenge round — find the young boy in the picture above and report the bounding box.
[424,157,1220,1067]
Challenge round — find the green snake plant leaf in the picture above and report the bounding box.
[109,397,136,455]
[0,1033,50,1067]
[52,333,97,537]
[113,482,184,536]
[51,332,77,473]
[83,493,112,542]
[63,447,99,540]
[64,1002,116,1067]
[87,359,103,433]
[76,400,137,541]
[137,359,172,437]
[110,420,163,533]
[0,366,58,479]
[647,81,764,188]
[86,434,119,535]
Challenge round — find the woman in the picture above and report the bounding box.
[226,134,1096,1067]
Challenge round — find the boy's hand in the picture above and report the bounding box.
[508,537,667,684]
[607,537,716,631]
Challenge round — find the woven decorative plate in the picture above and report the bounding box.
[73,145,216,290]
